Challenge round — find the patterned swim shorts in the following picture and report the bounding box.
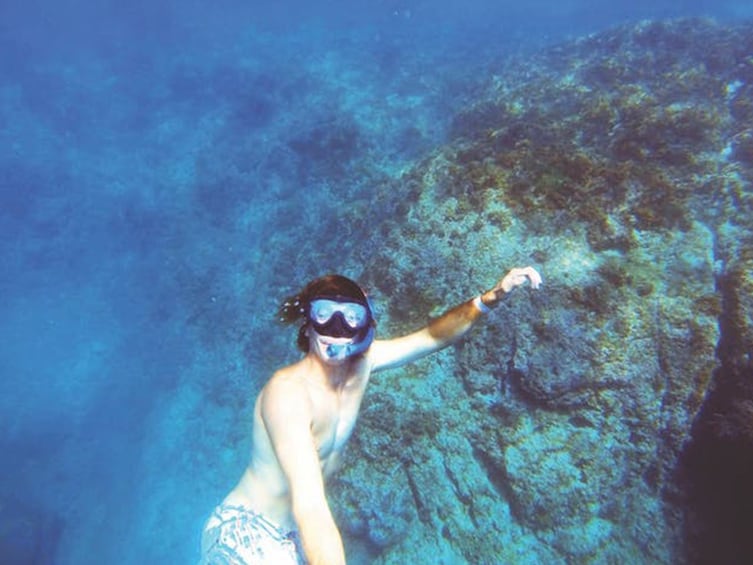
[199,504,306,565]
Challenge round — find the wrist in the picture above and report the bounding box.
[480,289,504,309]
[473,295,492,314]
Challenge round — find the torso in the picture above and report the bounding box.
[223,352,372,529]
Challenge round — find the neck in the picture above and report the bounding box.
[304,352,354,390]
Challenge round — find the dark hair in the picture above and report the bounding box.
[279,274,372,352]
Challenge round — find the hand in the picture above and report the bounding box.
[482,266,542,307]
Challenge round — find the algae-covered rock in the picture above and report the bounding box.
[329,18,753,565]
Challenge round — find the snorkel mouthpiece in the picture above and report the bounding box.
[325,343,347,360]
[323,325,375,360]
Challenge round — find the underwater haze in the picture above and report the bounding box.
[2,1,753,563]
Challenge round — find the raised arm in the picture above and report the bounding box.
[260,378,346,565]
[369,267,542,372]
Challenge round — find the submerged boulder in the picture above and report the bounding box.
[330,18,753,564]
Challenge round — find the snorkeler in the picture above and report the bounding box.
[199,267,542,565]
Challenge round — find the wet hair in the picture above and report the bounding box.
[279,274,373,352]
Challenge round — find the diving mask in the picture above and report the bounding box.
[308,295,375,359]
[309,298,370,338]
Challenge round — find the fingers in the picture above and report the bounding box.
[503,266,542,292]
[525,267,543,289]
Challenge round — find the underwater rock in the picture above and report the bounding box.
[330,17,752,565]
[730,128,753,166]
[722,246,753,367]
[329,392,423,550]
[679,236,753,562]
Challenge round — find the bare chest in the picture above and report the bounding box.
[309,380,367,460]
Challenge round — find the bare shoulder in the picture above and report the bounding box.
[260,367,312,423]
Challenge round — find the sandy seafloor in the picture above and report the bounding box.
[2,1,753,564]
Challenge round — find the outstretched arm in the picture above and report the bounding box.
[369,266,542,372]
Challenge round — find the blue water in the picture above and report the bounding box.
[1,1,751,564]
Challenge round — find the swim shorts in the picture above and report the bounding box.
[199,504,306,565]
